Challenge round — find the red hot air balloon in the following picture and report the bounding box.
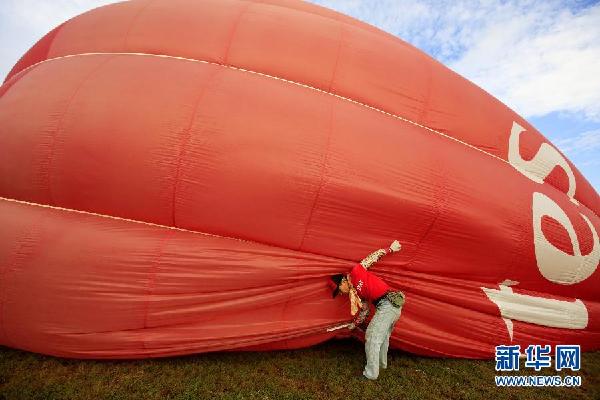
[0,0,598,359]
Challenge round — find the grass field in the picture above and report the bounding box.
[1,339,598,400]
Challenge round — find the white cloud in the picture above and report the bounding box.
[449,2,600,121]
[311,0,600,122]
[553,129,600,155]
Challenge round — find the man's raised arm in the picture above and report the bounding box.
[359,240,401,270]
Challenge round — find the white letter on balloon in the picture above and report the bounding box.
[533,192,599,284]
[482,121,599,341]
[508,121,578,204]
[482,282,588,341]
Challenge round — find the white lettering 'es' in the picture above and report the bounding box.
[482,121,599,342]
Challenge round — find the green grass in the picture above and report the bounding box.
[1,339,598,400]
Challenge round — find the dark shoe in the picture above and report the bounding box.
[355,370,369,379]
[356,370,377,380]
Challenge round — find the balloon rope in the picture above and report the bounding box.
[0,195,347,264]
[8,51,508,164]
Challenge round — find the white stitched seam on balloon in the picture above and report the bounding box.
[0,196,351,263]
[7,52,598,218]
[8,52,507,164]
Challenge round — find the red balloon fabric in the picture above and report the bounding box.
[0,0,598,359]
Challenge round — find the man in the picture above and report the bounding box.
[328,240,405,380]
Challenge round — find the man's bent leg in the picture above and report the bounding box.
[379,306,401,369]
[364,308,385,379]
[363,302,399,379]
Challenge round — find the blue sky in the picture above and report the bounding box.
[1,0,599,192]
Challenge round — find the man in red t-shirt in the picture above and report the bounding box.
[329,240,405,380]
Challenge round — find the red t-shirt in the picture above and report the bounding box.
[349,263,390,302]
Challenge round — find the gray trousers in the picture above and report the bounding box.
[363,298,402,380]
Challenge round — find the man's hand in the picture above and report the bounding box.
[389,240,401,253]
[348,322,368,332]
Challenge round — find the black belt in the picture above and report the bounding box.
[373,292,390,307]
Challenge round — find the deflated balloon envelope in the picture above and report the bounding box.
[0,0,598,359]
